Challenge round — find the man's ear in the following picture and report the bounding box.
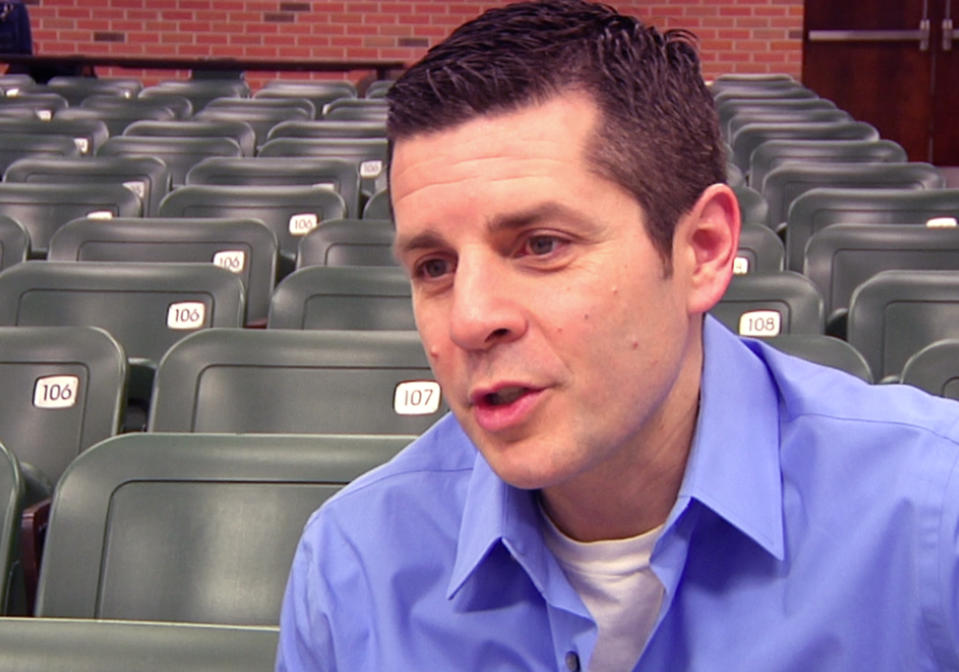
[675,183,741,315]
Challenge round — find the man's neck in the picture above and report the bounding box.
[539,341,702,542]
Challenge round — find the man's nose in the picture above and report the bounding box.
[448,256,527,351]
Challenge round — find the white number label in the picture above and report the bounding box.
[393,380,442,415]
[926,216,958,229]
[33,375,79,409]
[36,109,52,121]
[167,301,206,330]
[212,249,246,273]
[360,160,383,178]
[86,210,113,220]
[74,137,90,154]
[733,256,749,275]
[289,212,318,235]
[123,180,146,198]
[738,310,781,337]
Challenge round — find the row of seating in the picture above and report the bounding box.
[0,431,407,655]
[709,74,959,392]
[0,75,392,277]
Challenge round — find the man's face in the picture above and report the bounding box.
[391,93,702,493]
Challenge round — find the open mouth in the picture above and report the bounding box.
[483,386,529,407]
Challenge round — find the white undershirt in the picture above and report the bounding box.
[540,509,665,672]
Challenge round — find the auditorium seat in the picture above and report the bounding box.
[730,120,879,174]
[900,339,959,400]
[45,76,141,106]
[268,265,414,330]
[322,98,388,122]
[362,188,392,220]
[0,618,279,672]
[803,223,959,337]
[726,108,850,142]
[0,182,142,257]
[296,218,397,268]
[124,119,256,157]
[266,119,386,141]
[364,79,394,98]
[762,334,873,382]
[0,326,126,487]
[0,215,28,270]
[98,135,244,188]
[5,155,171,216]
[748,138,907,192]
[48,217,278,327]
[762,161,944,232]
[257,136,388,199]
[0,442,22,614]
[83,92,194,120]
[716,97,839,139]
[0,92,69,120]
[185,156,361,218]
[0,134,80,174]
[784,187,959,272]
[54,105,177,137]
[735,224,785,274]
[732,185,770,228]
[195,99,313,149]
[713,86,819,106]
[847,270,959,382]
[34,433,410,623]
[205,95,316,119]
[256,79,357,114]
[712,271,824,338]
[139,79,250,113]
[0,117,110,156]
[0,261,244,369]
[149,329,444,434]
[158,184,347,275]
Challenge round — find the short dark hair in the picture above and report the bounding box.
[387,0,725,262]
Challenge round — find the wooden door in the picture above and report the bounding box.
[803,0,959,165]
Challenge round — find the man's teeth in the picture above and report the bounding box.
[487,387,526,406]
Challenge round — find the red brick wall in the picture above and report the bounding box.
[23,0,803,89]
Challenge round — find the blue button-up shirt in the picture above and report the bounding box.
[277,317,959,670]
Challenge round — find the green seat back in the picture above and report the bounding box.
[5,155,171,216]
[268,265,413,330]
[0,618,278,672]
[47,217,277,326]
[149,329,445,434]
[848,270,959,381]
[296,218,396,268]
[36,433,410,623]
[0,182,141,256]
[0,326,125,484]
[712,271,824,338]
[0,262,245,368]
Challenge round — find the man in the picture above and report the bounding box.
[277,1,959,669]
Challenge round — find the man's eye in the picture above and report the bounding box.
[418,258,451,278]
[523,235,564,256]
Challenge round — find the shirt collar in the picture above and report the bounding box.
[671,316,784,560]
[447,315,785,601]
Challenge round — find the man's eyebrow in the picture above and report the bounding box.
[393,230,447,259]
[487,202,592,233]
[394,202,597,258]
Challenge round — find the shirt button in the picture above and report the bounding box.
[565,651,580,671]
